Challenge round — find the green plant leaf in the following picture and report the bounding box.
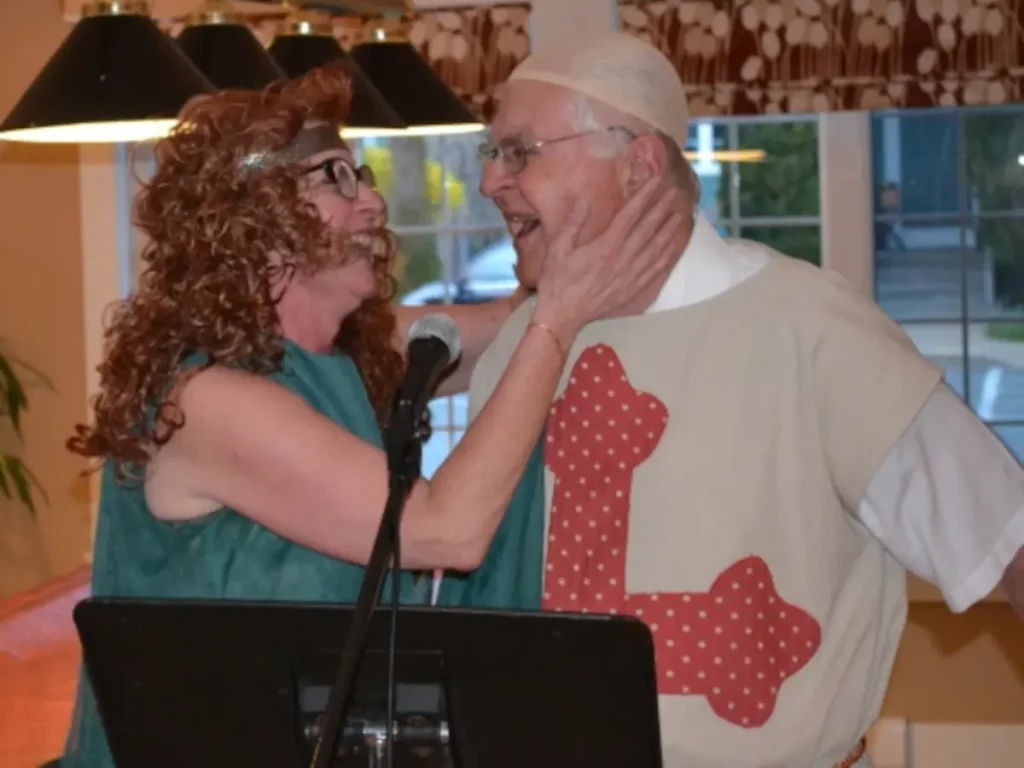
[1,353,55,392]
[19,459,47,506]
[0,355,28,437]
[0,456,12,501]
[5,456,36,516]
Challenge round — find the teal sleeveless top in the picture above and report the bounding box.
[62,341,444,767]
[439,439,546,611]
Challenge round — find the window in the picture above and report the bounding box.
[689,116,821,266]
[872,106,1024,459]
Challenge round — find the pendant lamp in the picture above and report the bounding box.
[269,12,405,138]
[0,1,214,144]
[350,16,483,136]
[177,1,286,90]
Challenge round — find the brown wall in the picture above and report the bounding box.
[0,2,90,596]
[883,602,1024,722]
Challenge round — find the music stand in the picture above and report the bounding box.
[74,598,663,768]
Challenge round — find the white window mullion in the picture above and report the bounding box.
[818,111,875,296]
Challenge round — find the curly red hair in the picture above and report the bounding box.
[68,66,404,481]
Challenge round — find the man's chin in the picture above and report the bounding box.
[512,250,544,293]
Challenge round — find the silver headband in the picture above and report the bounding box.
[240,124,346,173]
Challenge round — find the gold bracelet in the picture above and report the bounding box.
[529,321,567,363]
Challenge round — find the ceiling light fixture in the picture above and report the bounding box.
[0,1,214,144]
[269,11,406,138]
[350,15,484,136]
[177,0,287,90]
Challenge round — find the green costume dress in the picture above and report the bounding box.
[61,341,444,767]
[441,440,546,611]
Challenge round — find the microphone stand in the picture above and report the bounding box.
[309,403,431,768]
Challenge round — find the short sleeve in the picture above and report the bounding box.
[859,384,1024,612]
[812,281,943,510]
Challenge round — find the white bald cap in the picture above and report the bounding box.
[508,32,689,148]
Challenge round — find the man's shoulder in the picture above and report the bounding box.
[467,298,534,417]
[741,254,898,334]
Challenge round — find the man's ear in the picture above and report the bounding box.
[623,133,669,195]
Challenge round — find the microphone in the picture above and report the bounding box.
[309,313,461,768]
[391,313,462,432]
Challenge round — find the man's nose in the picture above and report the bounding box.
[480,157,514,199]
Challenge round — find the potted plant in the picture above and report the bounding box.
[0,347,50,515]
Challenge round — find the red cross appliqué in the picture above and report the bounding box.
[542,343,822,728]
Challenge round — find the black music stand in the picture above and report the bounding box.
[73,598,663,768]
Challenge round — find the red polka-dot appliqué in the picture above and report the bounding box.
[542,343,822,729]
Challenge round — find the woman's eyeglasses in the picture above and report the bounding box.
[304,157,377,199]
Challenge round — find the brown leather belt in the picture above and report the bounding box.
[833,737,867,768]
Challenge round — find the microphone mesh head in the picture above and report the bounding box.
[408,313,462,361]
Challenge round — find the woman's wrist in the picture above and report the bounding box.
[528,320,568,364]
[530,303,579,357]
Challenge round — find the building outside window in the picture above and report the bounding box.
[871,105,1024,460]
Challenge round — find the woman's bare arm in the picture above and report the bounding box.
[148,320,565,571]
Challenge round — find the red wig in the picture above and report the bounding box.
[68,66,404,481]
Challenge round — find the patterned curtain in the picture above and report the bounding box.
[618,0,1024,116]
[166,4,531,122]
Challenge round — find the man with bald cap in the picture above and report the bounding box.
[449,31,1024,768]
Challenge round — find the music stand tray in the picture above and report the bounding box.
[74,599,663,768]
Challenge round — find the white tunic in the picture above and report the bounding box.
[467,216,1024,768]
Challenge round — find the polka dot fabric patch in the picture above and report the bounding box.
[542,343,822,728]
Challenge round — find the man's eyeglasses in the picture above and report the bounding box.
[304,157,377,199]
[476,125,636,175]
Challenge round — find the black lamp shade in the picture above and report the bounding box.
[0,14,214,143]
[178,23,286,91]
[350,41,482,134]
[269,34,405,135]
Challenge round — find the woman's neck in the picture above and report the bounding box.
[276,290,355,354]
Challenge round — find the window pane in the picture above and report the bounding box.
[396,229,513,306]
[420,427,455,479]
[880,217,1024,323]
[976,218,1024,320]
[895,322,966,400]
[687,119,732,221]
[964,107,1024,215]
[874,217,976,322]
[355,133,503,229]
[966,321,1024,422]
[871,112,959,217]
[393,232,448,303]
[422,402,467,478]
[895,321,1024,418]
[992,425,1024,463]
[733,120,819,218]
[739,225,820,266]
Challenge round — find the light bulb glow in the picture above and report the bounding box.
[0,120,488,145]
[683,149,766,163]
[341,123,485,139]
[0,119,177,144]
[400,123,486,137]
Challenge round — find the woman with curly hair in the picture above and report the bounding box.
[59,64,682,765]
